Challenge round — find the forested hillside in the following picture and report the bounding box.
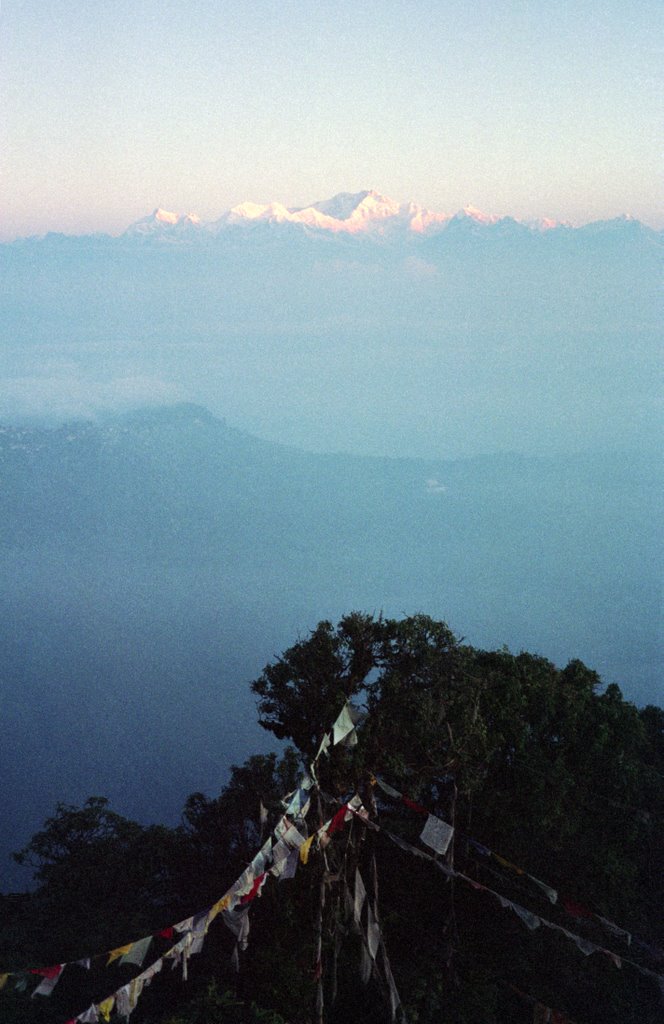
[2,405,661,893]
[1,614,662,1023]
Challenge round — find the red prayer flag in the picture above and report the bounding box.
[240,872,267,904]
[327,804,350,836]
[402,795,428,815]
[562,897,593,919]
[157,927,174,939]
[30,965,62,979]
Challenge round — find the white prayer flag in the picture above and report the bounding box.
[332,702,359,745]
[77,1004,100,1022]
[511,903,541,931]
[419,814,454,856]
[354,868,367,925]
[375,777,402,800]
[31,966,64,998]
[278,848,299,881]
[528,874,558,904]
[367,903,380,960]
[316,733,331,759]
[173,916,194,934]
[119,936,152,967]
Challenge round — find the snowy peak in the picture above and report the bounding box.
[307,190,376,220]
[124,208,202,237]
[291,190,401,233]
[214,189,452,236]
[154,208,179,225]
[454,205,501,225]
[225,201,292,224]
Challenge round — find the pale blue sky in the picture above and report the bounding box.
[1,0,662,238]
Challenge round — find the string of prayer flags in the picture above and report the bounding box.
[12,693,659,1024]
[468,840,563,906]
[61,752,323,1022]
[351,812,664,993]
[5,731,332,1021]
[377,775,564,909]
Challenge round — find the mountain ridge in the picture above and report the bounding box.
[5,190,662,244]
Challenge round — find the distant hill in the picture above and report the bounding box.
[0,404,661,888]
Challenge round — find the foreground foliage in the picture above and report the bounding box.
[2,614,662,1023]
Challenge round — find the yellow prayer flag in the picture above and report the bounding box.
[98,996,114,1021]
[107,943,132,965]
[493,853,524,875]
[0,974,8,991]
[299,834,315,865]
[212,893,233,917]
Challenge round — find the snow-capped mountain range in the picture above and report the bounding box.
[124,189,572,240]
[7,189,657,246]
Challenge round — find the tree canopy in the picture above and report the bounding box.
[2,613,663,1024]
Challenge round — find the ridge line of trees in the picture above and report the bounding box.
[2,613,662,1023]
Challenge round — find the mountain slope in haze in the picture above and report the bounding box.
[1,404,661,888]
